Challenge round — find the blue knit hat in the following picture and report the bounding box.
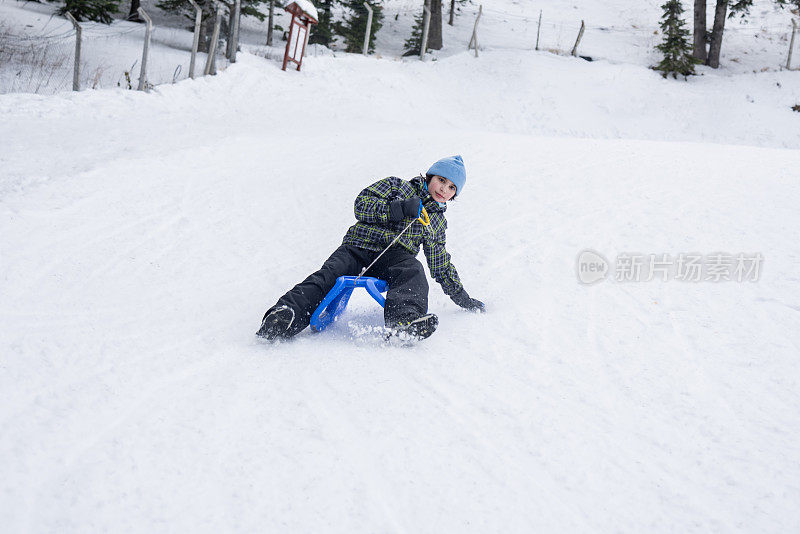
[427,155,466,194]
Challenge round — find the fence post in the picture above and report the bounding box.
[188,0,202,78]
[362,2,374,55]
[468,5,482,58]
[420,0,431,60]
[65,12,81,91]
[535,10,542,50]
[787,19,797,70]
[231,0,241,62]
[137,7,153,91]
[205,1,223,75]
[571,20,585,57]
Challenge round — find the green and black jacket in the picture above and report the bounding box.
[342,176,463,296]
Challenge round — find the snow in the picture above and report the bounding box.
[291,0,319,22]
[2,1,800,532]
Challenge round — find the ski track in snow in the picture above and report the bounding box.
[2,49,800,532]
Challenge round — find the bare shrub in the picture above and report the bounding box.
[0,22,73,94]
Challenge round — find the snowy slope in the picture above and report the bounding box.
[2,28,800,534]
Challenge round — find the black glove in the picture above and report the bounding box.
[389,196,421,222]
[451,289,486,312]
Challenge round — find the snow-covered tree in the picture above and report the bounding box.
[402,6,426,56]
[697,0,800,68]
[156,0,268,52]
[692,0,707,61]
[157,0,215,52]
[427,0,442,50]
[655,0,697,79]
[404,0,466,56]
[705,0,729,68]
[335,0,383,53]
[52,0,120,23]
[128,0,142,21]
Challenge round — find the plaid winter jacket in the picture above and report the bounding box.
[342,176,464,296]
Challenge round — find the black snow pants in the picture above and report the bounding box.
[266,244,429,337]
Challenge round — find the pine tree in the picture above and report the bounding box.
[402,7,426,56]
[52,0,120,23]
[404,0,467,54]
[309,0,336,46]
[335,0,383,53]
[655,0,697,79]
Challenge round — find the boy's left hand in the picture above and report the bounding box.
[389,196,422,222]
[451,289,486,312]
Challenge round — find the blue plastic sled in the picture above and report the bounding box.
[310,276,388,332]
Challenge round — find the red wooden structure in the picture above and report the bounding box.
[282,2,318,72]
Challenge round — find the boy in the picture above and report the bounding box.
[257,155,485,341]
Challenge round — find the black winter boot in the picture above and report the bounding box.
[256,305,296,340]
[387,313,439,341]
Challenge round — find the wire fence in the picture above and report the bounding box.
[0,13,229,95]
[382,1,798,69]
[455,4,799,68]
[472,8,662,64]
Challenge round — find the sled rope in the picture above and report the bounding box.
[355,207,430,281]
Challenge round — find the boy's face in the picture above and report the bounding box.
[429,175,457,202]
